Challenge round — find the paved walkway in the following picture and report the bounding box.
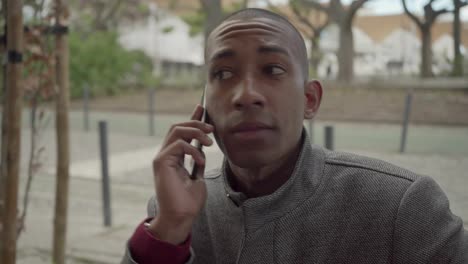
[12,111,468,263]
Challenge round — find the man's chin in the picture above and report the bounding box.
[226,151,272,169]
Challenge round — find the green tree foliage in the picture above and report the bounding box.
[0,0,157,100]
[68,0,150,32]
[69,31,157,98]
[180,1,246,38]
[182,10,206,37]
[64,0,157,98]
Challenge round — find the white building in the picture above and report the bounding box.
[118,4,203,65]
[117,5,467,79]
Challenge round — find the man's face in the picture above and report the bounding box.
[205,18,311,168]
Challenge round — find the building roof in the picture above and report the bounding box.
[271,4,468,48]
[152,0,243,15]
[354,13,468,47]
[152,1,468,47]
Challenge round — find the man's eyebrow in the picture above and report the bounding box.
[258,45,289,56]
[210,49,236,62]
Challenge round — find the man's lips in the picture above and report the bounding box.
[230,122,273,133]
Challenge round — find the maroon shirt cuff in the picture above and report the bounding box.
[129,218,191,264]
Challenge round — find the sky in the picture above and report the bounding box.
[266,0,468,19]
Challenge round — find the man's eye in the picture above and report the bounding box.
[265,65,285,75]
[213,70,233,80]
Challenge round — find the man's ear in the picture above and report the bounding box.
[304,80,323,120]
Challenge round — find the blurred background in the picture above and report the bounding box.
[0,0,467,263]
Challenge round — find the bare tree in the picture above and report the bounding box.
[200,0,223,41]
[69,0,150,34]
[1,2,68,263]
[301,0,370,81]
[24,0,47,21]
[16,23,56,239]
[402,0,450,78]
[0,0,57,244]
[53,0,71,263]
[452,0,468,76]
[0,0,7,255]
[291,1,330,77]
[268,0,330,77]
[0,0,24,263]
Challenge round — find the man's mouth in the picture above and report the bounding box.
[229,122,274,140]
[231,122,272,132]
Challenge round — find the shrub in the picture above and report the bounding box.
[69,31,158,98]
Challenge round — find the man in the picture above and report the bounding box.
[122,8,467,264]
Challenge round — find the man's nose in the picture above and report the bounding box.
[232,77,265,110]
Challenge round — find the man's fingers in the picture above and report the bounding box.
[164,125,213,148]
[190,104,204,121]
[193,151,206,180]
[158,140,206,169]
[168,120,213,134]
[153,105,212,180]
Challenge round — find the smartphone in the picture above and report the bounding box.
[190,84,207,179]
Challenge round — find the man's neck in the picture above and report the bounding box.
[227,140,302,198]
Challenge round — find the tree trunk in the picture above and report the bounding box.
[202,0,222,41]
[93,2,107,31]
[337,22,354,81]
[421,26,433,78]
[452,0,463,76]
[0,0,24,263]
[0,0,7,258]
[309,36,321,77]
[52,1,71,263]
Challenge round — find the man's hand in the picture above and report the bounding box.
[148,105,214,245]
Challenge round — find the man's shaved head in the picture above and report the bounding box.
[205,8,309,79]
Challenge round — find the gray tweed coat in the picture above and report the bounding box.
[123,134,467,264]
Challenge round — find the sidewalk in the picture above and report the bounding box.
[14,112,468,263]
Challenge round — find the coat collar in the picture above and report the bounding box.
[221,129,326,233]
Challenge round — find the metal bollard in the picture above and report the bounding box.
[325,125,334,151]
[148,88,155,136]
[400,91,413,153]
[98,121,112,227]
[83,85,90,132]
